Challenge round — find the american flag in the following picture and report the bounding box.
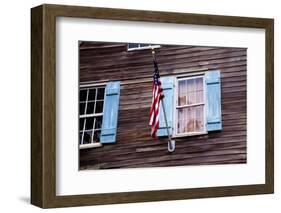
[149,55,164,138]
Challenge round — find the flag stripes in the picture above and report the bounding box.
[149,56,164,138]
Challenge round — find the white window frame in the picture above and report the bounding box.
[79,83,106,149]
[173,75,207,137]
[127,44,161,51]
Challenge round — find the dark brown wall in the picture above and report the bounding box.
[79,42,247,169]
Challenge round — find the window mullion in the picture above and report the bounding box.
[91,118,96,144]
[91,89,98,143]
[94,88,98,115]
[193,106,196,132]
[84,89,89,115]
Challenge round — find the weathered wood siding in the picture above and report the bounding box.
[79,42,247,169]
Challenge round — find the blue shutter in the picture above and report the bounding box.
[100,81,121,143]
[157,76,174,137]
[205,71,222,131]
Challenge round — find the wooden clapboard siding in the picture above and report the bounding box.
[79,42,247,170]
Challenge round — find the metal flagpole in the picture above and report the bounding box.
[151,49,176,152]
[161,98,176,152]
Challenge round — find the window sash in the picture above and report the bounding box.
[177,76,204,106]
[177,105,205,134]
[79,116,102,144]
[80,116,103,145]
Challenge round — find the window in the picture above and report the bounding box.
[176,76,205,135]
[127,43,161,51]
[79,86,105,147]
[158,71,222,138]
[79,81,121,148]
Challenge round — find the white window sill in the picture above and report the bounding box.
[172,131,208,139]
[79,143,102,150]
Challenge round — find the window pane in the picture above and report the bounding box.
[86,102,95,114]
[195,105,204,132]
[79,132,83,144]
[97,88,105,100]
[79,118,85,131]
[79,103,85,115]
[178,80,187,106]
[85,117,94,130]
[195,78,203,91]
[83,130,93,144]
[187,91,196,105]
[128,43,139,49]
[196,91,203,103]
[195,78,203,103]
[186,79,195,93]
[139,43,149,47]
[178,108,193,133]
[186,79,196,105]
[186,107,195,132]
[93,130,101,143]
[95,116,103,129]
[79,89,87,102]
[88,89,96,101]
[177,108,185,133]
[95,101,104,113]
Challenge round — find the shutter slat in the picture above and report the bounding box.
[100,81,121,143]
[157,76,174,137]
[205,71,222,131]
